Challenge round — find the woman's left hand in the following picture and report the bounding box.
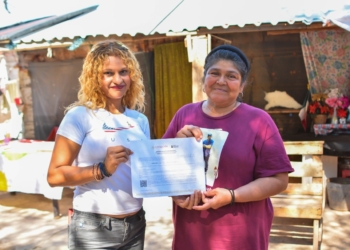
[193,188,232,210]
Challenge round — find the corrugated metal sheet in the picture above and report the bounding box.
[17,0,181,43]
[11,0,350,45]
[0,5,98,45]
[0,16,56,40]
[152,0,350,33]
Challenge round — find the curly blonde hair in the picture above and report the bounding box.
[66,40,145,112]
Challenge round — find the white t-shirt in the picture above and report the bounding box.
[57,106,150,215]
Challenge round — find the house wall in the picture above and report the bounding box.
[211,31,308,136]
[16,37,184,139]
[11,32,312,139]
[0,51,21,135]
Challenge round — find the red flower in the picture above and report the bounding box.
[319,105,329,114]
[309,103,317,114]
[308,93,330,115]
[337,108,348,118]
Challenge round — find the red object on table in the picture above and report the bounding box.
[342,170,350,178]
[19,139,32,143]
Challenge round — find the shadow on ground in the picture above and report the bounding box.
[0,188,173,250]
[1,188,350,250]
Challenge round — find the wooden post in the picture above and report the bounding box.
[186,35,209,103]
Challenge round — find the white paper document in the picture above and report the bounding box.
[128,137,206,198]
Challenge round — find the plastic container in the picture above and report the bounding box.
[4,133,10,145]
[14,97,22,106]
[327,178,350,211]
[338,157,350,178]
[339,157,350,170]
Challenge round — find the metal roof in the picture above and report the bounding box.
[0,5,98,47]
[15,0,181,44]
[153,0,350,32]
[0,16,56,41]
[4,0,350,48]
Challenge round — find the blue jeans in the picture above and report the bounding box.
[68,208,146,249]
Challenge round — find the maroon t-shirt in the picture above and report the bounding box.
[163,102,294,250]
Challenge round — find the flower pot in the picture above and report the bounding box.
[339,117,346,124]
[313,114,327,124]
[327,178,350,211]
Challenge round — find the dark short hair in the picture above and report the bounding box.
[205,45,250,71]
[203,44,250,84]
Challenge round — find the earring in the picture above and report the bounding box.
[240,92,244,98]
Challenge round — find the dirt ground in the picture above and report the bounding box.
[0,187,349,250]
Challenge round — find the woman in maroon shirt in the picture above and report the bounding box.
[163,45,294,250]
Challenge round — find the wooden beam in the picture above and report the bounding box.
[210,34,231,44]
[190,36,208,102]
[281,183,323,196]
[267,26,342,35]
[266,109,300,114]
[14,42,73,51]
[289,160,323,177]
[271,196,323,219]
[197,22,339,35]
[283,141,324,155]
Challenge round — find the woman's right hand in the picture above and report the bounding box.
[172,190,202,210]
[176,125,203,141]
[104,145,133,174]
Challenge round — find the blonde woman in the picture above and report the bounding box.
[47,40,150,249]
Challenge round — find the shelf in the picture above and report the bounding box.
[266,109,301,114]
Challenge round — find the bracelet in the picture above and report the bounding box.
[98,162,112,177]
[225,188,235,206]
[92,163,104,181]
[97,164,105,180]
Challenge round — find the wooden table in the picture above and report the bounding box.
[313,124,350,136]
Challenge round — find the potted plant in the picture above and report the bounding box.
[309,93,330,124]
[325,88,350,124]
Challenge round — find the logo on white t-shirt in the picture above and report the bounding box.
[102,122,134,133]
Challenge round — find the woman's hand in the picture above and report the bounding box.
[193,188,232,210]
[176,125,203,141]
[104,146,133,174]
[172,190,202,210]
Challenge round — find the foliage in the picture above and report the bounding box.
[309,93,329,115]
[325,88,350,118]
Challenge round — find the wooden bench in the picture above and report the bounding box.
[271,141,326,250]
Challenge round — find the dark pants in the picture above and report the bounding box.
[204,155,210,172]
[68,208,146,249]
